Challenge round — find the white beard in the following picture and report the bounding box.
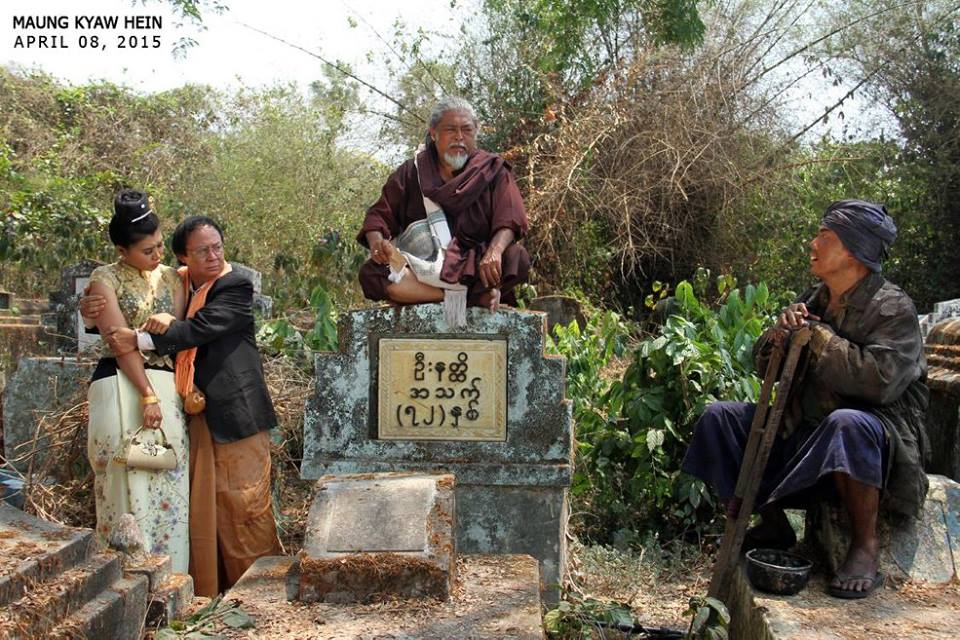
[443,151,468,171]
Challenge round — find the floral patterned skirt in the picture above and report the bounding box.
[87,368,190,573]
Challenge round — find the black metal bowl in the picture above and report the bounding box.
[745,548,813,595]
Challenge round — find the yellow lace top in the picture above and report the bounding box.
[88,261,180,369]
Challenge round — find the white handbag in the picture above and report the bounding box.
[115,426,178,471]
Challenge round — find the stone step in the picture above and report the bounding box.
[0,503,95,607]
[49,573,149,640]
[126,552,172,592]
[0,316,42,326]
[0,552,121,639]
[10,300,51,315]
[146,572,194,627]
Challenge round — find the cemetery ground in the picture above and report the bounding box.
[9,348,714,638]
[6,311,960,639]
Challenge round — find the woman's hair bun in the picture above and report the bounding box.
[109,188,159,247]
[114,189,153,223]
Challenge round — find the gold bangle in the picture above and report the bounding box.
[140,395,159,406]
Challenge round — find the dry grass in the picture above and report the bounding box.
[3,354,315,545]
[564,536,712,632]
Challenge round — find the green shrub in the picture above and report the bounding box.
[552,272,785,545]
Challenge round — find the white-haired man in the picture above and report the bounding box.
[358,96,530,311]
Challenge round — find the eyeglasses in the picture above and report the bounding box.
[187,242,224,258]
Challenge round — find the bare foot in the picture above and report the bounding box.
[830,543,880,595]
[475,288,501,312]
[381,240,407,272]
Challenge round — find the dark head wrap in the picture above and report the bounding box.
[113,189,153,223]
[821,200,897,273]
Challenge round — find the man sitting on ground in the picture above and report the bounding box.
[682,200,928,599]
[357,96,530,316]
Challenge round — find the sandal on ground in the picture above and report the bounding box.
[742,522,797,552]
[827,571,884,599]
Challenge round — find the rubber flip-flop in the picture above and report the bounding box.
[827,571,884,599]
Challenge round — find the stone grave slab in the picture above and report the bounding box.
[298,472,455,603]
[226,554,544,639]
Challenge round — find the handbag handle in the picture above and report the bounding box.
[129,425,170,448]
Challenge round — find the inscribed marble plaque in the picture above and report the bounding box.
[378,338,506,441]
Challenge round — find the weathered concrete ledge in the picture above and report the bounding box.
[224,554,544,639]
[728,562,960,640]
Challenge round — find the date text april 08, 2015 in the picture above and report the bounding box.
[12,15,163,50]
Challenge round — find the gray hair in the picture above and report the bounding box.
[427,96,480,130]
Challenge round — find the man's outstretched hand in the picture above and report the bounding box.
[79,285,106,322]
[140,313,175,335]
[105,326,138,356]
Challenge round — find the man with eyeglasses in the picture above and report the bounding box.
[358,96,530,316]
[81,215,281,597]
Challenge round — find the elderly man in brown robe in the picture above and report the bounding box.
[358,96,530,311]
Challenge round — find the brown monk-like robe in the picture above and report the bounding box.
[357,144,530,305]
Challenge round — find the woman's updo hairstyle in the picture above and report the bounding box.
[109,189,160,247]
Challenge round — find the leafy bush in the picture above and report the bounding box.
[552,272,785,545]
[256,284,339,365]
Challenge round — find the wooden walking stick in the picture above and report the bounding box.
[707,326,812,600]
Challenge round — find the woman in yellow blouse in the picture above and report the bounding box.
[86,190,189,572]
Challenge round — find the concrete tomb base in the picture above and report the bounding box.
[925,318,960,482]
[298,472,456,603]
[808,474,960,584]
[727,562,960,640]
[225,554,544,639]
[303,305,573,602]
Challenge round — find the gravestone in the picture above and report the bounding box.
[919,297,960,337]
[528,295,586,335]
[45,260,103,354]
[2,357,93,472]
[298,472,455,602]
[925,318,960,481]
[232,262,274,318]
[302,303,572,600]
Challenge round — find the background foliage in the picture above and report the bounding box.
[0,68,383,311]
